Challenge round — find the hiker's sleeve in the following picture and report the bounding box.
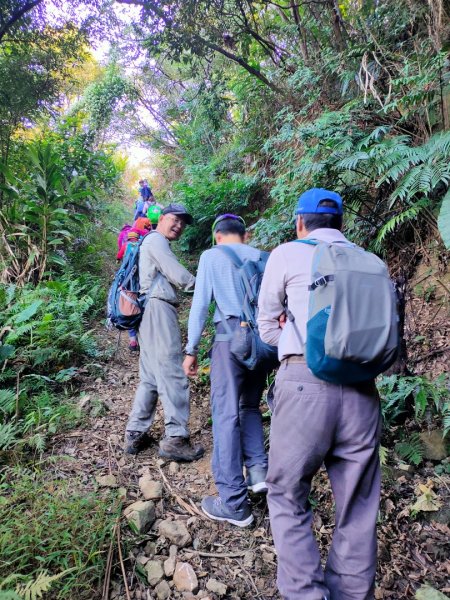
[117,244,125,261]
[258,247,287,346]
[185,253,213,355]
[151,235,195,291]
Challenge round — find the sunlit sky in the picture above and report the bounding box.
[46,0,156,169]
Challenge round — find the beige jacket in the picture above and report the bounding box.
[139,232,195,305]
[258,228,350,360]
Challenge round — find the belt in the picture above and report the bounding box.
[281,355,306,364]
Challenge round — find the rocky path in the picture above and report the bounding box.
[51,326,277,600]
[50,325,449,600]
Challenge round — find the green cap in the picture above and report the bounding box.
[147,205,162,224]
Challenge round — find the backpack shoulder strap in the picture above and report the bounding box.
[213,244,244,268]
[295,239,320,246]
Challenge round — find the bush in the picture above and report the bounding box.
[0,273,105,455]
[0,467,118,599]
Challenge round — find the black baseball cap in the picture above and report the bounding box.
[161,203,194,225]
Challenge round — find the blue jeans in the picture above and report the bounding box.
[210,319,268,511]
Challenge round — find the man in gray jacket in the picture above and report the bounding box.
[258,189,381,600]
[125,204,204,462]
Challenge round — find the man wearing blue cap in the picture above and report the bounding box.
[258,189,381,600]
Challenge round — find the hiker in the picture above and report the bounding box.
[257,188,382,600]
[140,178,152,201]
[146,204,162,230]
[134,179,153,220]
[125,203,204,462]
[116,230,145,352]
[133,217,152,236]
[117,224,132,250]
[183,214,273,527]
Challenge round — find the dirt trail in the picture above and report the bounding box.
[50,325,449,600]
[52,326,278,599]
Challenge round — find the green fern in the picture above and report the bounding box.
[0,422,18,450]
[0,388,16,415]
[395,433,424,466]
[438,188,450,249]
[443,408,450,438]
[379,445,389,466]
[0,592,22,600]
[15,569,73,600]
[374,199,428,250]
[25,433,46,453]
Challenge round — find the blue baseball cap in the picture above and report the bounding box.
[295,188,343,216]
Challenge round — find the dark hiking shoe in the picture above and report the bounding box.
[158,436,204,462]
[201,496,254,528]
[246,465,268,494]
[124,430,152,455]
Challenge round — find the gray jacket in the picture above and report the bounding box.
[139,231,195,305]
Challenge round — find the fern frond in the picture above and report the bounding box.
[0,422,18,450]
[25,433,46,453]
[337,151,370,170]
[374,199,427,250]
[442,404,450,438]
[379,445,389,465]
[15,569,74,600]
[395,433,424,466]
[0,591,22,600]
[0,389,16,415]
[388,165,423,207]
[376,157,415,186]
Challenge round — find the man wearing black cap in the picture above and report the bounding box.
[125,204,204,462]
[258,189,381,600]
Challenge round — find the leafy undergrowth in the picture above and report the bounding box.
[0,466,119,599]
[0,272,109,455]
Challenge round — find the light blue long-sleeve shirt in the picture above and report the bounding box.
[186,243,262,355]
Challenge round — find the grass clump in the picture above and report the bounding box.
[0,467,118,599]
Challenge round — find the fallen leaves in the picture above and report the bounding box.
[411,483,443,513]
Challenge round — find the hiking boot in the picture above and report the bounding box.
[124,430,152,455]
[201,496,254,528]
[158,436,204,462]
[246,465,268,494]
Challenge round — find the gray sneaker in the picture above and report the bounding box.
[201,496,254,527]
[124,430,153,455]
[158,436,204,462]
[246,465,268,493]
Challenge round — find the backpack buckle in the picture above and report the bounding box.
[309,274,334,291]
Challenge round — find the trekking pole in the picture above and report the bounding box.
[114,330,122,358]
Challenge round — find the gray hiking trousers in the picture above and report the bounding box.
[267,358,381,600]
[210,319,268,511]
[126,298,190,438]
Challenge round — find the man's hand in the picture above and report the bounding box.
[279,312,287,329]
[183,355,198,377]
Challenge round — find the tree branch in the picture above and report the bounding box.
[0,0,44,44]
[116,0,284,94]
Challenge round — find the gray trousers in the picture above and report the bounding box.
[267,360,381,600]
[210,319,268,511]
[127,298,190,438]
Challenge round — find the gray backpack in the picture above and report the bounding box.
[289,239,399,384]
